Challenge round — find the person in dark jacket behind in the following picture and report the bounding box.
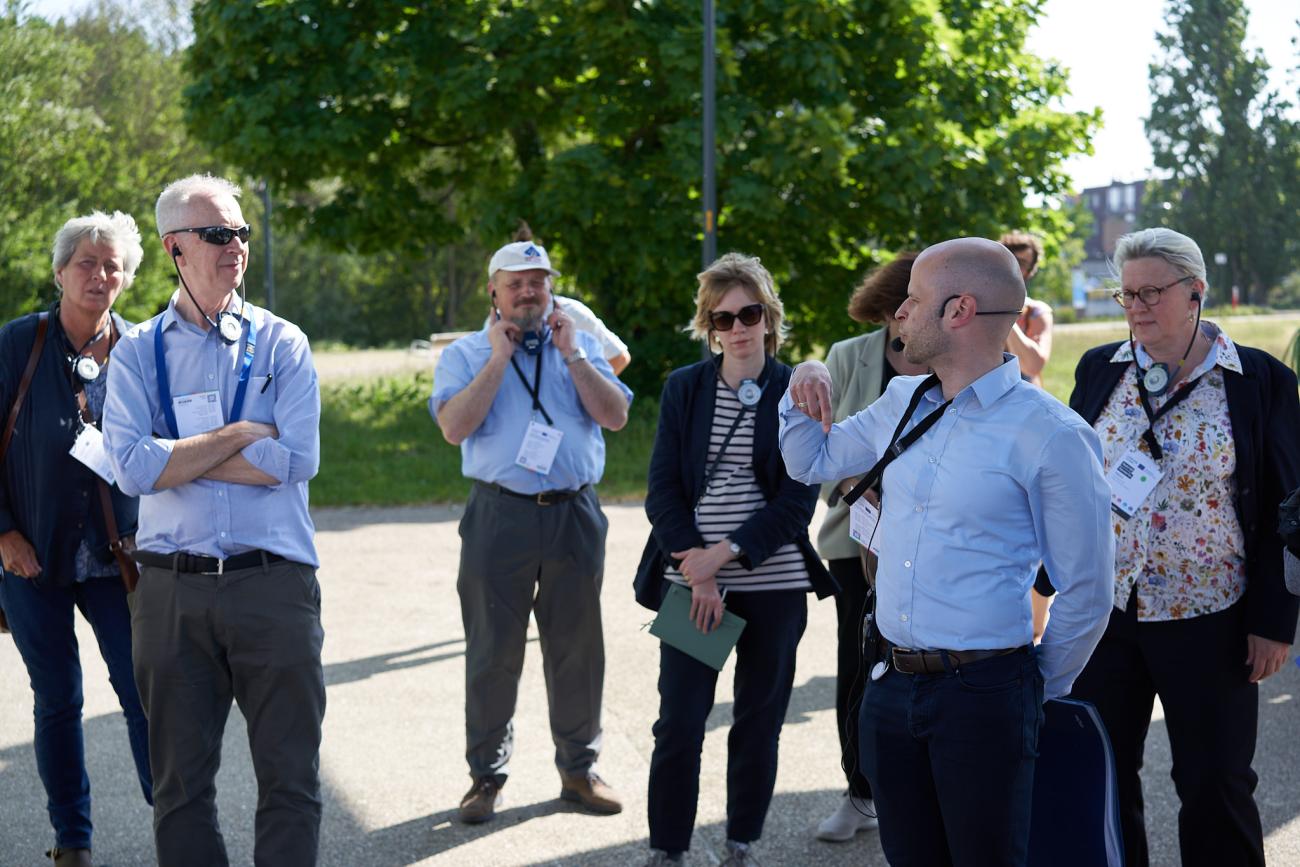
[1068,227,1300,867]
[634,253,836,867]
[0,211,153,867]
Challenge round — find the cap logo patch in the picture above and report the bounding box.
[523,245,541,260]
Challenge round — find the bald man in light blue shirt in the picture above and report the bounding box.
[780,238,1113,867]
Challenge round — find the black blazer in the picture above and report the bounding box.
[0,305,139,587]
[1070,341,1300,643]
[633,355,837,610]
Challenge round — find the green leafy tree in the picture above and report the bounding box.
[1143,0,1300,305]
[186,0,1097,391]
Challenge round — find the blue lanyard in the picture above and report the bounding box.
[155,306,259,439]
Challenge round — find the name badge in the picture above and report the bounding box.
[848,497,883,555]
[1106,447,1163,519]
[515,420,564,475]
[69,424,116,484]
[172,391,224,439]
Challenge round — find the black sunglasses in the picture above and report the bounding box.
[174,224,251,246]
[710,303,764,331]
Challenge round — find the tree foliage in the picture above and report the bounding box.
[0,0,214,325]
[187,0,1096,391]
[1143,0,1300,304]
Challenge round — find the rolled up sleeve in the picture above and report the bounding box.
[240,329,320,488]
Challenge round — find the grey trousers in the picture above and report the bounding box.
[459,482,608,783]
[130,555,326,867]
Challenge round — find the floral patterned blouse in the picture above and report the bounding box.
[1095,323,1245,621]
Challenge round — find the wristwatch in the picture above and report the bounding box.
[564,347,587,365]
[728,540,742,557]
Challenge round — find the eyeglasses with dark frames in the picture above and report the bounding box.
[1112,274,1194,308]
[709,303,765,331]
[173,225,251,246]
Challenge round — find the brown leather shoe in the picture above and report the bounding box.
[46,848,92,867]
[559,771,623,814]
[458,778,502,824]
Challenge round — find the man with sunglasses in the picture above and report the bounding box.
[431,239,632,824]
[779,237,1114,867]
[102,173,324,867]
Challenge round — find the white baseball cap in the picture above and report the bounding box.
[487,241,561,278]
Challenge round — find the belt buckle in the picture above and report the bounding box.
[200,558,224,576]
[536,492,550,506]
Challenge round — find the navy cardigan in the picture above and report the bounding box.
[0,305,138,587]
[634,355,837,610]
[1070,341,1300,643]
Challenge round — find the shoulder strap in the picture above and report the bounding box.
[0,312,50,465]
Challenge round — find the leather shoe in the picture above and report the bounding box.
[559,771,623,814]
[458,777,503,824]
[47,849,92,867]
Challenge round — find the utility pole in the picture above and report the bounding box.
[257,180,276,310]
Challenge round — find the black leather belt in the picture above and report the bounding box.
[477,481,589,506]
[135,549,285,575]
[890,645,1027,675]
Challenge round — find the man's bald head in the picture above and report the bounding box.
[914,237,1027,316]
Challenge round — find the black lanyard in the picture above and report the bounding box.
[843,374,952,506]
[510,352,553,426]
[1133,364,1203,461]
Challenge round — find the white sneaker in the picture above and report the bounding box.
[815,793,879,841]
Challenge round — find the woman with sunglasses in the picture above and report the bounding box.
[0,212,153,867]
[634,253,835,867]
[1066,228,1299,867]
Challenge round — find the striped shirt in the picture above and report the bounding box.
[666,379,812,593]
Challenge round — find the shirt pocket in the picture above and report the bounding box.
[240,375,276,424]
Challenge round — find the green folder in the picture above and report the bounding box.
[649,582,747,671]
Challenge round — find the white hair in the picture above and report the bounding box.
[155,173,243,236]
[51,211,145,289]
[1112,227,1207,284]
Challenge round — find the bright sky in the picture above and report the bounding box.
[25,0,1300,195]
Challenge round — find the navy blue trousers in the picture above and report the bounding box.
[860,646,1044,867]
[646,588,806,854]
[0,571,152,849]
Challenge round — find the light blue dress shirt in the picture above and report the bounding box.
[430,328,633,494]
[103,296,321,568]
[779,356,1114,699]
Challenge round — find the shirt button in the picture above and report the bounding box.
[900,614,909,622]
[904,560,912,568]
[220,531,227,537]
[218,490,224,497]
[208,374,215,381]
[929,456,937,463]
[914,505,923,512]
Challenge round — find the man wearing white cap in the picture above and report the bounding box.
[431,239,633,824]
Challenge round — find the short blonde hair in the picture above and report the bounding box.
[688,252,787,355]
[52,211,144,290]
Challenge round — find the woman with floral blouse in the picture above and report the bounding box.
[1066,228,1300,867]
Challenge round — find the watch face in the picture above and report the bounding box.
[74,356,100,381]
[218,313,243,343]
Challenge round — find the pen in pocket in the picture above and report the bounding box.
[260,374,273,393]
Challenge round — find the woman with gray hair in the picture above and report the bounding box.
[1066,227,1299,867]
[0,211,152,867]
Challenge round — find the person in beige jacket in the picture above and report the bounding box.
[814,253,928,843]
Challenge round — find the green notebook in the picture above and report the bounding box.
[649,582,747,671]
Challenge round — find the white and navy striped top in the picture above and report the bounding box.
[665,379,812,593]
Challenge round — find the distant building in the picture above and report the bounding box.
[1068,180,1147,317]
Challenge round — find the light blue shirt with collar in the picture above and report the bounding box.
[103,295,321,568]
[430,327,632,494]
[779,355,1115,699]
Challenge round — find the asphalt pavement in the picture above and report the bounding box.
[2,501,1298,866]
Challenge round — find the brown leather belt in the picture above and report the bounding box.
[890,645,1027,675]
[478,481,589,506]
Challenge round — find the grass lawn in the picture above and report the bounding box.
[315,314,1299,506]
[1041,314,1300,403]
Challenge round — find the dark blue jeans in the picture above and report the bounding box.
[647,588,807,854]
[0,571,152,849]
[860,646,1044,867]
